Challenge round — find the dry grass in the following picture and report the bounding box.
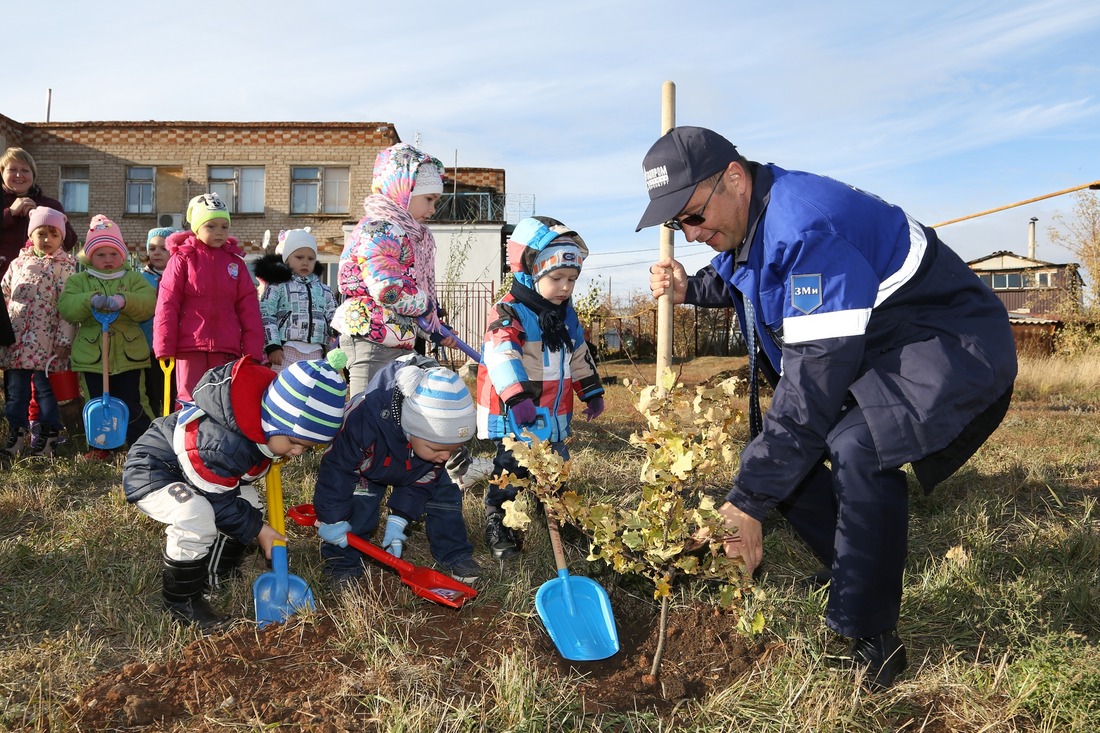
[1,354,1099,731]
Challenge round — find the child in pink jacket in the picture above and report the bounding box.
[152,193,264,405]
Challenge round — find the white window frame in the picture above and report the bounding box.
[208,165,265,214]
[291,166,350,215]
[59,165,89,214]
[125,166,155,214]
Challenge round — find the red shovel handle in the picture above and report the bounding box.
[287,503,416,573]
[287,503,478,609]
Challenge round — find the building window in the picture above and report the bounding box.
[126,166,155,214]
[291,166,349,215]
[1036,272,1050,287]
[59,166,89,213]
[208,166,265,213]
[992,273,1022,289]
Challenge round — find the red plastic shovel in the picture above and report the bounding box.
[287,504,478,609]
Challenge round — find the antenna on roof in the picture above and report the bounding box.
[46,88,52,123]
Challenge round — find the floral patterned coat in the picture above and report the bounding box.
[331,144,441,348]
[0,246,76,370]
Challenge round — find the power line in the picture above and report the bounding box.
[585,248,714,272]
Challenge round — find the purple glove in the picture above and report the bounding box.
[91,293,124,312]
[509,398,537,427]
[583,396,605,421]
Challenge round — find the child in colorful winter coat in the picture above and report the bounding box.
[0,206,77,458]
[313,354,483,585]
[123,352,349,631]
[476,217,605,560]
[153,193,264,404]
[332,143,452,397]
[255,228,337,372]
[57,215,157,459]
[139,227,176,416]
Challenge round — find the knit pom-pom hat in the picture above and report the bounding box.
[84,215,128,259]
[395,365,476,445]
[261,350,349,443]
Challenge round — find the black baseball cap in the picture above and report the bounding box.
[635,126,739,231]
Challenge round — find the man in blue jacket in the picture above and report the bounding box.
[640,126,1017,690]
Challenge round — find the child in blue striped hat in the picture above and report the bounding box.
[312,354,483,586]
[122,351,348,631]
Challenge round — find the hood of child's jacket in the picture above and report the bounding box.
[165,230,244,258]
[189,361,240,434]
[189,358,276,443]
[371,143,444,211]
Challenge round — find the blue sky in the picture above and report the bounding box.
[10,0,1100,299]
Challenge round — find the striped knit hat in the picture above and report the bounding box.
[84,215,128,259]
[261,350,349,443]
[396,365,476,445]
[532,239,584,281]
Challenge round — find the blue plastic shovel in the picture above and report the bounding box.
[254,462,315,627]
[535,515,619,661]
[507,405,553,443]
[82,309,129,450]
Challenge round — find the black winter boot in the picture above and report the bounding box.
[27,427,61,458]
[205,534,252,592]
[485,512,521,560]
[162,556,232,632]
[1,427,27,459]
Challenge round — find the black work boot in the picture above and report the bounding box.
[205,534,252,592]
[484,512,521,560]
[848,628,907,691]
[162,555,232,633]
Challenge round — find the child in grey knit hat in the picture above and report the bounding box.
[312,354,482,585]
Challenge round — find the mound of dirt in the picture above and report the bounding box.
[62,579,770,731]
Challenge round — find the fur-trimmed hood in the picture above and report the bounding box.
[252,252,324,285]
[165,229,245,258]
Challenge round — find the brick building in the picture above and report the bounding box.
[1,113,518,339]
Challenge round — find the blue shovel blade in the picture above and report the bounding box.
[507,406,554,443]
[536,569,620,661]
[82,397,129,450]
[253,545,315,627]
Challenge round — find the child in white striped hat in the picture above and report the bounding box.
[312,354,483,585]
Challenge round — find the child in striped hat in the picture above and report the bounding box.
[57,214,158,459]
[122,351,349,631]
[312,354,483,585]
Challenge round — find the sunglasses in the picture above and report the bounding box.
[663,176,722,231]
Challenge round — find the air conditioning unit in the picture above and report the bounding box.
[157,212,183,228]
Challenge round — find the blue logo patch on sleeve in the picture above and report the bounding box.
[791,274,823,314]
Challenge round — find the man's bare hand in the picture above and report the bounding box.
[717,501,763,575]
[649,257,688,304]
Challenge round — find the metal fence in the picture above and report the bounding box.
[589,306,745,361]
[436,281,497,353]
